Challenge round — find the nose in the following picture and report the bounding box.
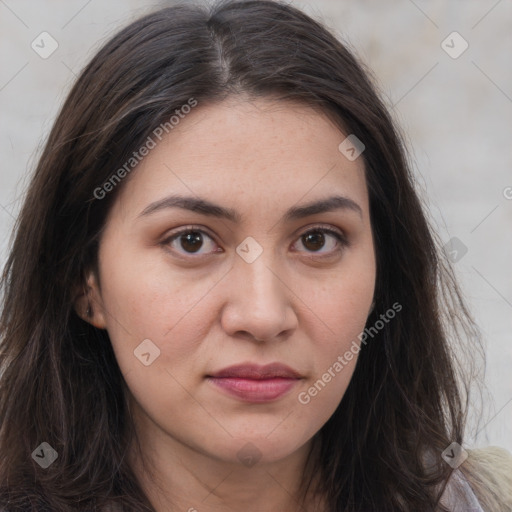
[220,252,298,343]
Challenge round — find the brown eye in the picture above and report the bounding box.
[293,227,348,256]
[179,231,205,253]
[302,231,326,251]
[163,228,220,257]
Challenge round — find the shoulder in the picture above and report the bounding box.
[440,467,485,512]
[468,445,512,476]
[457,446,512,511]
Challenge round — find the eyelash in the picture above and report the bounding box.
[161,224,349,260]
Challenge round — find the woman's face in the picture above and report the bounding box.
[85,97,376,468]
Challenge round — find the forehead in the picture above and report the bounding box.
[113,97,369,219]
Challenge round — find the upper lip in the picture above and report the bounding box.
[208,363,302,380]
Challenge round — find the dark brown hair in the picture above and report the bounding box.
[0,1,485,510]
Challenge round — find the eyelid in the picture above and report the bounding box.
[294,223,347,241]
[162,224,216,240]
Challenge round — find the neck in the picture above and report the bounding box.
[127,410,326,512]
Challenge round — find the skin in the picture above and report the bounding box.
[77,96,376,512]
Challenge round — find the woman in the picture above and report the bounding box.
[0,1,510,510]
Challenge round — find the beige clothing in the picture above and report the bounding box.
[451,446,512,512]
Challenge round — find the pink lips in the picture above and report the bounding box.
[207,363,302,403]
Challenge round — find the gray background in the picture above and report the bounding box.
[1,0,511,452]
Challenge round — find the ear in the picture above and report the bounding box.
[73,270,108,329]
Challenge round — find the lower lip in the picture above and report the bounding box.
[207,377,299,402]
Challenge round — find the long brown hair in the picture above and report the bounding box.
[0,1,485,510]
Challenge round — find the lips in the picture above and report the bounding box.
[207,363,302,402]
[209,363,302,379]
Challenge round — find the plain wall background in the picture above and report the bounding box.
[1,0,511,453]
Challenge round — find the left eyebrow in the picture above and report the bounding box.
[283,195,363,222]
[137,194,363,222]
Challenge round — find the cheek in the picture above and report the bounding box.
[97,244,215,378]
[97,258,215,433]
[301,261,375,347]
[294,257,375,406]
[295,298,374,443]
